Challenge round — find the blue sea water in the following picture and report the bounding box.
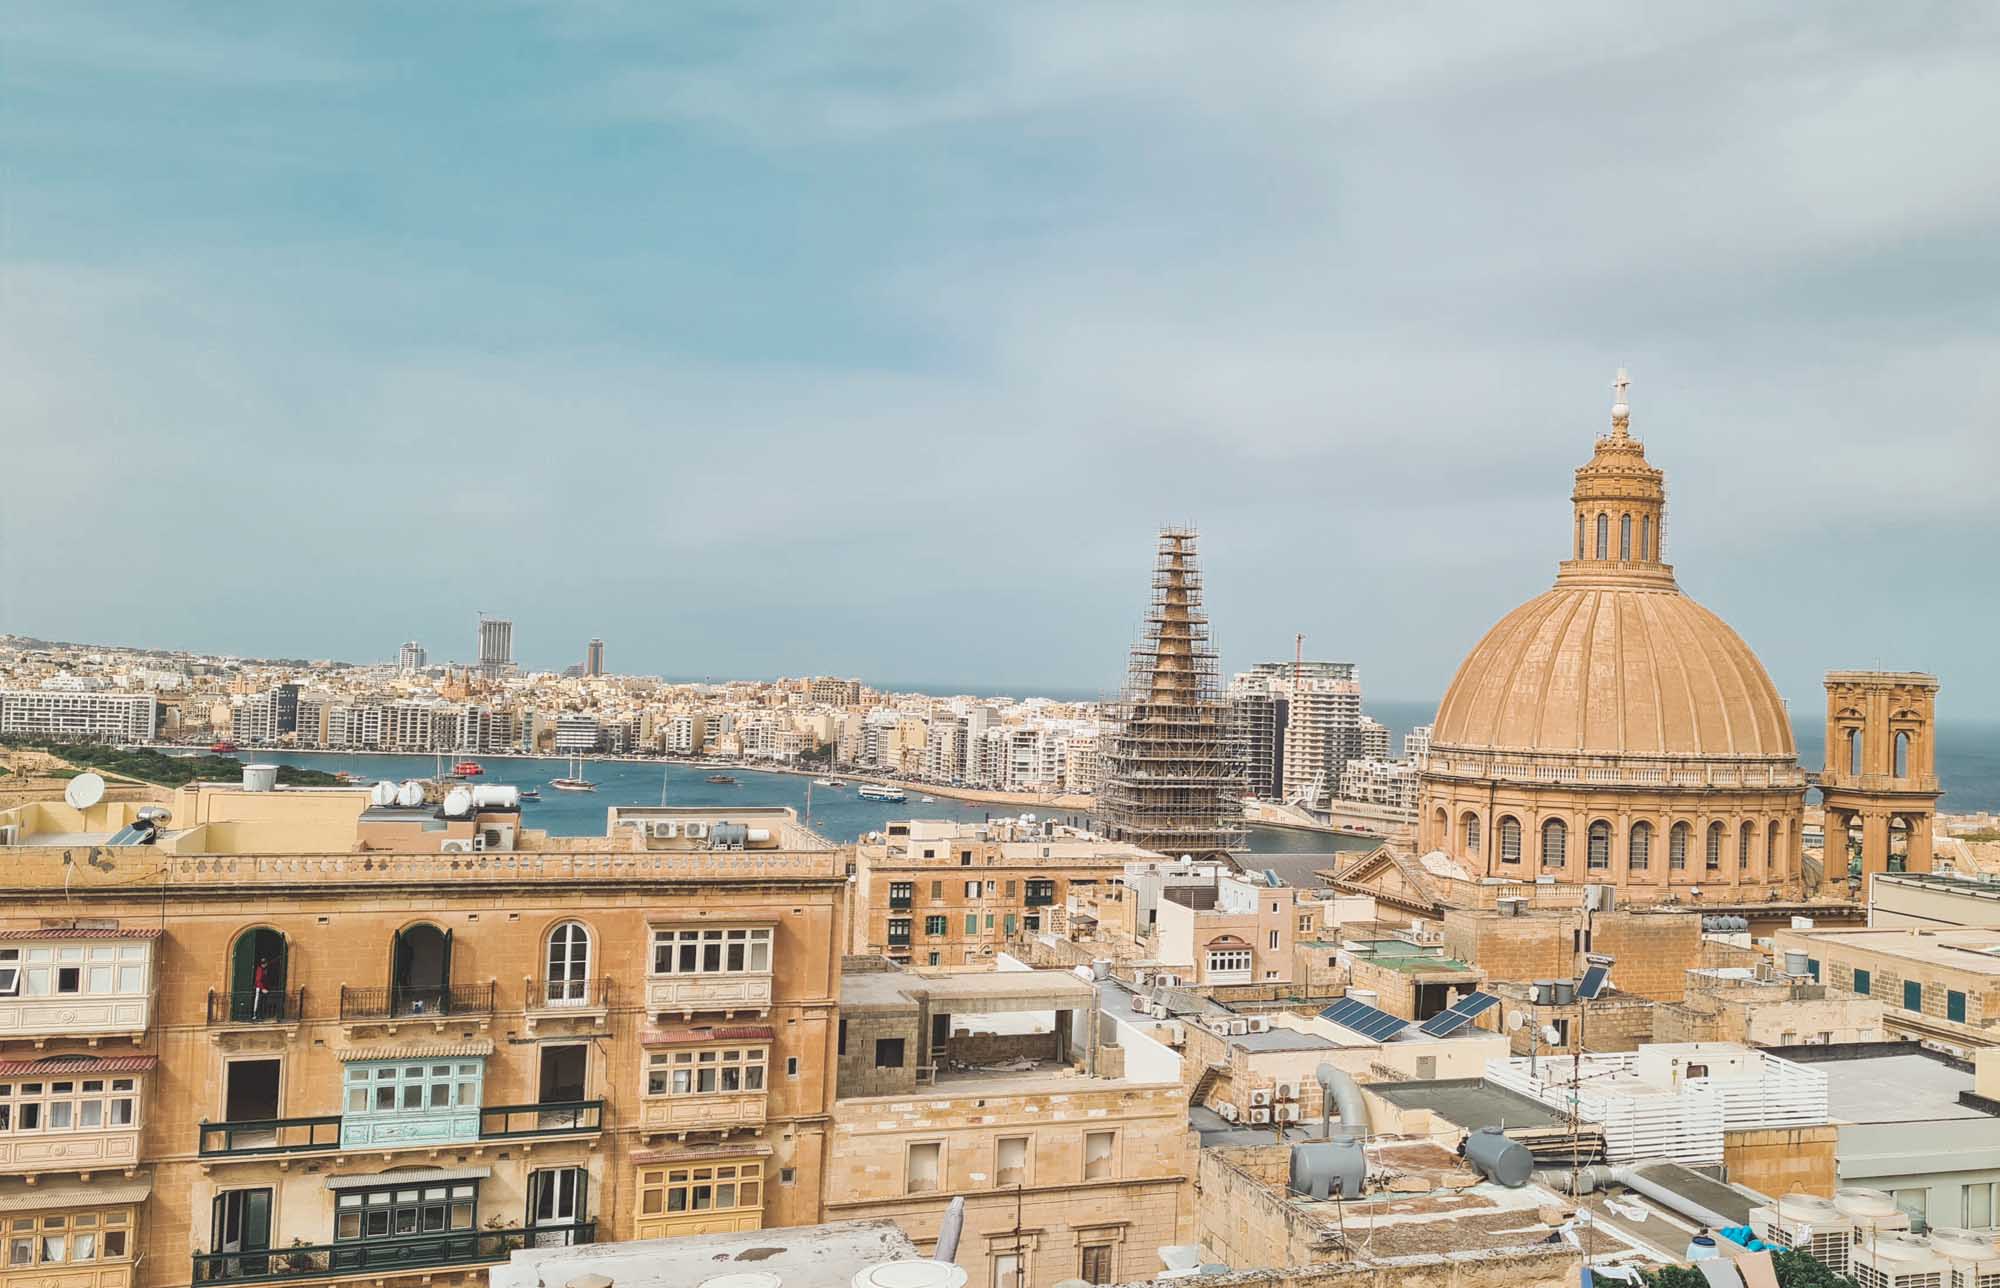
[246,751,1374,856]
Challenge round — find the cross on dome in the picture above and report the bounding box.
[1610,367,1631,436]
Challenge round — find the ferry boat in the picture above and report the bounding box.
[453,760,485,777]
[706,773,739,785]
[856,783,906,802]
[550,752,596,793]
[210,740,237,754]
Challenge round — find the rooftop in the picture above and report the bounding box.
[1781,926,2000,976]
[490,1218,920,1288]
[1791,1048,1986,1124]
[1371,1078,1568,1132]
[839,966,1099,1013]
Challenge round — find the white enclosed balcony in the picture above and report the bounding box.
[646,926,773,1019]
[0,931,157,1046]
[0,1055,149,1177]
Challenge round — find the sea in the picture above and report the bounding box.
[237,703,1997,855]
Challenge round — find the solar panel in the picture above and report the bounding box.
[1419,1009,1476,1038]
[1576,966,1609,1000]
[1320,997,1409,1041]
[1452,991,1500,1019]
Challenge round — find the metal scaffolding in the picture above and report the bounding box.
[1095,527,1247,857]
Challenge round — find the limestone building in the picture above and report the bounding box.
[0,782,846,1288]
[1417,372,1808,901]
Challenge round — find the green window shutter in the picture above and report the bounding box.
[1950,991,1968,1023]
[1905,980,1923,1012]
[1854,968,1870,995]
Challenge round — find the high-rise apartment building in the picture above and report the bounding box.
[1226,665,1291,800]
[807,677,863,707]
[585,639,604,677]
[555,714,602,752]
[0,689,160,743]
[1095,528,1245,857]
[398,641,427,672]
[477,616,514,676]
[1277,662,1363,806]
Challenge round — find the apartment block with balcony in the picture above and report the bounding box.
[0,786,846,1288]
[850,819,1155,968]
[829,963,1190,1288]
[1153,872,1310,988]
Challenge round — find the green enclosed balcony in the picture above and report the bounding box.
[191,1220,596,1284]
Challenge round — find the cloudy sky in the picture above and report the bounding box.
[5,3,1996,714]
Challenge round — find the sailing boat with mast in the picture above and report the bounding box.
[550,751,596,793]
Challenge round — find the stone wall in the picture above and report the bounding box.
[1725,1124,1838,1198]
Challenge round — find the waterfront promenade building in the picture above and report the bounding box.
[0,781,845,1288]
[1416,373,1808,901]
[0,688,161,743]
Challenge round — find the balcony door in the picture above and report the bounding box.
[224,1059,282,1148]
[527,1168,587,1247]
[228,928,287,1022]
[211,1189,272,1277]
[537,1044,587,1130]
[391,925,451,1016]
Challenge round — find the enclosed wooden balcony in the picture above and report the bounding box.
[644,972,772,1019]
[0,1056,149,1177]
[638,1091,766,1137]
[0,932,158,1046]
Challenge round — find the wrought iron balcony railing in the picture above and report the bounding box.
[477,1099,603,1139]
[192,1221,596,1284]
[338,982,496,1021]
[526,976,611,1012]
[197,1115,343,1158]
[207,988,306,1025]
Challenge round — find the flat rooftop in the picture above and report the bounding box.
[1781,927,2000,976]
[840,967,1098,1013]
[491,1218,918,1288]
[1806,1051,1985,1124]
[1232,1029,1343,1054]
[1372,1078,1568,1132]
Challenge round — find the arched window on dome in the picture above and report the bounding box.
[1739,821,1754,871]
[1587,820,1611,870]
[1498,817,1521,865]
[1641,515,1653,561]
[1705,822,1724,871]
[1541,818,1567,869]
[1669,822,1689,870]
[1595,513,1609,559]
[1630,821,1653,871]
[1767,820,1782,871]
[1619,515,1632,561]
[1462,813,1481,856]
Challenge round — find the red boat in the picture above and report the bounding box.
[453,760,485,777]
[210,740,237,754]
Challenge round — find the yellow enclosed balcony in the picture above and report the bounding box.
[0,931,157,1046]
[638,1032,770,1138]
[0,1056,148,1177]
[646,926,772,1019]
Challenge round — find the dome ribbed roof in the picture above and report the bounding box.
[1431,581,1794,760]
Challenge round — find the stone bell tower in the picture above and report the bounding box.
[1820,671,1942,882]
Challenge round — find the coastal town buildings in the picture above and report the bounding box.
[0,687,161,742]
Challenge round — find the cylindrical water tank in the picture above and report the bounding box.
[396,780,425,808]
[850,1262,970,1288]
[442,788,474,817]
[1461,1127,1532,1188]
[1532,980,1559,1006]
[1289,1140,1367,1200]
[1835,1188,1900,1219]
[1551,980,1576,1006]
[371,781,398,807]
[744,827,773,845]
[242,764,278,793]
[471,785,520,810]
[1344,989,1379,1007]
[710,822,749,848]
[1784,950,1811,977]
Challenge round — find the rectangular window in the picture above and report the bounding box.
[930,881,942,900]
[635,1161,761,1222]
[1905,980,1923,1012]
[650,928,772,975]
[644,1047,766,1098]
[964,914,978,936]
[1206,949,1251,976]
[994,1252,1025,1288]
[1004,881,1016,898]
[1080,1244,1115,1284]
[0,1077,140,1136]
[1268,930,1280,950]
[1966,1183,1995,1230]
[996,1136,1028,1188]
[1854,968,1871,995]
[1950,990,1968,1023]
[342,1060,483,1116]
[888,882,913,908]
[886,919,912,945]
[1083,1130,1115,1180]
[925,916,947,937]
[875,1038,905,1069]
[906,1142,941,1194]
[2,1209,133,1267]
[965,881,982,899]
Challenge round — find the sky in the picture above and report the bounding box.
[4,3,1997,715]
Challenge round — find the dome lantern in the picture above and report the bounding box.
[1563,369,1670,587]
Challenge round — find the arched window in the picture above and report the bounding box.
[1767,820,1782,871]
[1739,821,1755,870]
[228,926,289,1022]
[1619,515,1632,561]
[1462,813,1482,856]
[1847,728,1862,777]
[1577,514,1585,560]
[1705,823,1724,871]
[1433,808,1448,846]
[1498,817,1522,865]
[1670,822,1690,870]
[1630,821,1653,871]
[391,924,452,1016]
[1641,515,1653,561]
[1587,820,1611,870]
[1595,513,1609,559]
[546,922,592,1006]
[1894,731,1910,779]
[1541,818,1568,868]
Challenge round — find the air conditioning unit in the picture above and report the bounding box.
[1229,1019,1250,1036]
[440,839,475,854]
[1159,973,1181,987]
[1207,1017,1234,1036]
[1249,1088,1272,1107]
[1164,1024,1185,1047]
[1275,1082,1297,1101]
[1249,1107,1271,1125]
[1134,970,1154,987]
[1246,1017,1270,1033]
[682,822,708,839]
[1274,1104,1301,1122]
[471,835,487,852]
[650,820,680,839]
[1149,1003,1170,1019]
[1216,1102,1239,1122]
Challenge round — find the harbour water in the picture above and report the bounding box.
[243,751,1377,857]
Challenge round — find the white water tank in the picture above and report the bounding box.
[371,780,397,807]
[850,1262,970,1288]
[242,764,278,793]
[1344,988,1379,1007]
[1784,950,1812,977]
[442,787,474,818]
[396,780,425,808]
[471,784,520,809]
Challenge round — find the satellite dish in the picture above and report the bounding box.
[1506,1010,1527,1032]
[1541,1025,1565,1047]
[371,781,397,807]
[442,787,474,818]
[64,772,106,810]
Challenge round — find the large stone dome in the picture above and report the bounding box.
[1431,580,1795,761]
